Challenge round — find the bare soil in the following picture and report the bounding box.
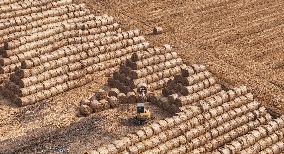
[0,0,283,153]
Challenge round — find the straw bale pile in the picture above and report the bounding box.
[0,0,148,106]
[88,87,284,154]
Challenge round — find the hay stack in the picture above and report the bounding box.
[107,44,185,94]
[88,86,284,154]
[0,1,150,106]
[156,64,222,113]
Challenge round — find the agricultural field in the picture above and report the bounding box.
[0,0,283,153]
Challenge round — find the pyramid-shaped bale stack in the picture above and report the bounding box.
[156,65,223,113]
[0,0,149,106]
[107,45,186,94]
[88,87,284,154]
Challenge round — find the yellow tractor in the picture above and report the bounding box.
[135,83,151,124]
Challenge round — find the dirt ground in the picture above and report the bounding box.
[0,0,283,153]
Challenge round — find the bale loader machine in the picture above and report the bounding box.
[134,83,151,124]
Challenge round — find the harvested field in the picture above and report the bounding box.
[0,0,283,153]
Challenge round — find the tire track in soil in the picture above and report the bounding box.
[234,24,284,48]
[201,10,284,44]
[195,0,277,24]
[196,2,282,42]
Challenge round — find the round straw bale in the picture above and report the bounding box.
[227,90,236,101]
[100,99,110,109]
[158,144,168,153]
[158,120,168,130]
[105,144,118,154]
[269,133,279,144]
[43,90,52,98]
[209,139,221,150]
[164,140,175,150]
[260,149,273,154]
[191,138,201,149]
[117,93,127,104]
[142,59,149,67]
[146,66,154,74]
[50,87,58,95]
[141,69,148,77]
[193,64,206,73]
[245,93,254,102]
[136,130,147,141]
[108,88,120,97]
[142,126,154,138]
[127,145,139,154]
[216,125,225,134]
[203,78,211,88]
[127,92,136,104]
[147,92,157,103]
[199,135,208,145]
[121,137,132,147]
[275,118,284,128]
[142,140,153,150]
[192,93,200,102]
[198,82,205,90]
[80,98,91,106]
[217,148,231,154]
[276,142,284,151]
[108,96,119,108]
[90,93,98,102]
[185,128,198,141]
[250,131,261,141]
[113,140,126,152]
[90,99,100,111]
[153,26,163,35]
[80,104,93,116]
[251,143,262,152]
[136,142,146,152]
[164,118,175,128]
[171,137,180,147]
[181,67,194,77]
[178,123,188,133]
[97,146,108,154]
[239,86,248,94]
[202,113,212,121]
[151,123,162,134]
[89,149,100,154]
[257,127,268,137]
[208,128,218,138]
[157,132,168,142]
[171,127,182,137]
[268,121,279,132]
[126,133,139,143]
[208,77,216,85]
[96,89,108,100]
[271,143,281,154]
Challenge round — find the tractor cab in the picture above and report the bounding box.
[137,103,145,113]
[134,83,151,124]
